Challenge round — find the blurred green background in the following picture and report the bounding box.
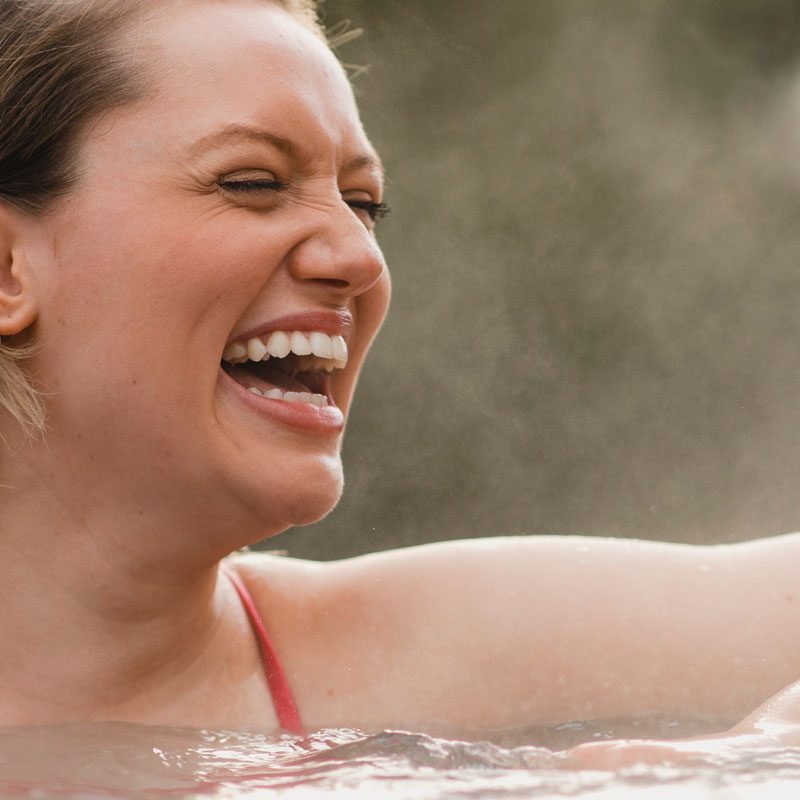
[269,0,800,560]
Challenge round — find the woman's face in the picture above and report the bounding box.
[18,0,390,545]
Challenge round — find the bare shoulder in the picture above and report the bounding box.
[225,530,800,642]
[222,534,800,732]
[223,547,441,730]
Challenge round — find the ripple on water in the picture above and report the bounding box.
[0,720,797,798]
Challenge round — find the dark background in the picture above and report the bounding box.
[268,0,800,560]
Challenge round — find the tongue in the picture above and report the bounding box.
[226,363,311,394]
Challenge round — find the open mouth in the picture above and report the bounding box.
[221,330,348,409]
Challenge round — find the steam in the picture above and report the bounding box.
[271,0,800,559]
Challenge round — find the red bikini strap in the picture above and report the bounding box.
[224,567,304,735]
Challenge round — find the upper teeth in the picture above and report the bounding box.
[222,330,348,369]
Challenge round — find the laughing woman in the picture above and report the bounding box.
[2,0,800,755]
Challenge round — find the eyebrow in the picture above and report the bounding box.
[342,153,385,178]
[188,124,299,159]
[187,124,384,180]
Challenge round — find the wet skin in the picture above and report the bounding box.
[2,0,800,745]
[0,0,389,728]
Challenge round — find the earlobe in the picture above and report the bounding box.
[0,208,38,338]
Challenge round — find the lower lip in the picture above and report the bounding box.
[218,368,345,434]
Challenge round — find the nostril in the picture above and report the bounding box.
[314,278,349,289]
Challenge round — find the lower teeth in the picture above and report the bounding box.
[247,386,328,407]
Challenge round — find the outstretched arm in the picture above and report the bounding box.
[324,532,800,731]
[236,532,800,733]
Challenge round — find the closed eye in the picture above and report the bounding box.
[217,178,288,192]
[346,199,391,223]
[217,177,390,225]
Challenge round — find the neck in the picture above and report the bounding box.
[0,442,266,727]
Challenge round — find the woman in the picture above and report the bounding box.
[0,0,799,760]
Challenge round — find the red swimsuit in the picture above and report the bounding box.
[225,568,304,735]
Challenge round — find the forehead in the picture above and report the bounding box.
[129,0,375,164]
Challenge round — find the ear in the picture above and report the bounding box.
[0,203,38,338]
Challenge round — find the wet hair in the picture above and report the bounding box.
[0,0,323,436]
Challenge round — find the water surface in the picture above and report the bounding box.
[0,719,798,798]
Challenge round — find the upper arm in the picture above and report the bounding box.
[231,533,800,733]
[322,534,800,731]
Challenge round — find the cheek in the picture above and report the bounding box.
[34,203,295,437]
[45,203,283,352]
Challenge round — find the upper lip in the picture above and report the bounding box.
[227,309,354,346]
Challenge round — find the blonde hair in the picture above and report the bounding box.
[0,0,324,437]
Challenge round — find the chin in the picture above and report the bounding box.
[278,484,343,528]
[260,454,345,529]
[285,492,341,527]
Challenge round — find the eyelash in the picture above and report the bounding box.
[217,179,391,222]
[218,178,288,193]
[346,199,392,222]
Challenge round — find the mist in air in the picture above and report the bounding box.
[269,0,800,560]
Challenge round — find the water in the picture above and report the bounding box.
[0,718,799,799]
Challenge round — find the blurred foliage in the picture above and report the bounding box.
[268,0,800,559]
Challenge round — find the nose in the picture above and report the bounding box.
[285,205,386,298]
